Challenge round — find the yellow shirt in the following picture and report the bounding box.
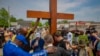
[11,35,16,42]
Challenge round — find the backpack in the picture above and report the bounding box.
[78,48,88,56]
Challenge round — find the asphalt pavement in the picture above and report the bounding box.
[0,48,3,56]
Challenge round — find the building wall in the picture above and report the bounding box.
[57,21,100,32]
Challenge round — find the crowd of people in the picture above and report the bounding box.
[0,26,100,56]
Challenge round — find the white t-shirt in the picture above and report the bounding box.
[67,32,73,44]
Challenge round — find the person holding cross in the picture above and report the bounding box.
[3,34,32,56]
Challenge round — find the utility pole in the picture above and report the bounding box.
[8,6,10,28]
[75,21,78,30]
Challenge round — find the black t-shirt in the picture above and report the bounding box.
[47,46,70,56]
[0,30,4,41]
[61,30,67,37]
[57,39,67,50]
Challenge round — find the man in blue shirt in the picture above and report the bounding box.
[31,32,44,52]
[3,34,32,56]
[31,32,47,56]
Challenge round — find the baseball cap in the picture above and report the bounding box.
[35,32,41,38]
[16,34,28,45]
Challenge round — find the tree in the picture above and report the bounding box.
[38,22,43,27]
[31,21,43,27]
[58,20,68,24]
[0,8,9,27]
[0,8,16,27]
[0,8,9,19]
[31,21,35,26]
[17,18,24,21]
[10,15,17,22]
[0,8,17,27]
[62,20,68,23]
[44,21,49,27]
[0,19,8,27]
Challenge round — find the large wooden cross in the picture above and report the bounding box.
[27,0,74,34]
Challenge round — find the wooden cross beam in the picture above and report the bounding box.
[27,0,74,34]
[27,11,74,19]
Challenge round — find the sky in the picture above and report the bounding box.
[0,0,100,22]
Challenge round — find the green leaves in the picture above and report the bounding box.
[0,8,9,27]
[38,22,43,27]
[10,16,17,22]
[31,21,35,26]
[31,21,43,27]
[44,21,49,27]
[58,20,68,24]
[0,8,9,19]
[0,8,17,27]
[78,35,89,44]
[31,21,50,28]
